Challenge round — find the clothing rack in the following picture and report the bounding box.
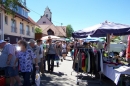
[71,47,102,85]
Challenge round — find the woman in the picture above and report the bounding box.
[62,41,67,60]
[46,39,57,73]
[14,40,39,86]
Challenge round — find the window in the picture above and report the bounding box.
[0,35,1,40]
[0,13,1,29]
[7,37,10,42]
[16,38,18,42]
[11,19,17,33]
[32,27,34,33]
[47,29,54,35]
[5,16,8,24]
[46,14,48,17]
[25,11,28,18]
[18,6,22,14]
[43,21,46,23]
[22,9,25,16]
[26,25,30,35]
[20,22,24,34]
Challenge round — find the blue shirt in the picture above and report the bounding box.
[17,49,36,72]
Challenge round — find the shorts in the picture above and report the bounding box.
[5,67,18,77]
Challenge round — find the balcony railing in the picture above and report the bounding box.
[20,29,24,34]
[11,26,17,33]
[26,31,30,36]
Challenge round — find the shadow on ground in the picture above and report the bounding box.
[40,72,77,86]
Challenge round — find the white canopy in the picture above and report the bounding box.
[41,35,60,40]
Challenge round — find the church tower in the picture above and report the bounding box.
[44,6,52,21]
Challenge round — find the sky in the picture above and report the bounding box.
[26,0,130,31]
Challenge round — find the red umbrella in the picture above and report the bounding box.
[126,35,130,63]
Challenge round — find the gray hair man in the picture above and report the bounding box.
[28,39,41,85]
[0,40,21,86]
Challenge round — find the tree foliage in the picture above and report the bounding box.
[35,27,43,33]
[66,25,74,38]
[0,0,19,15]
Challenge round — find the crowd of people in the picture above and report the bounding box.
[0,37,75,86]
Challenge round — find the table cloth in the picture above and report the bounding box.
[103,63,130,85]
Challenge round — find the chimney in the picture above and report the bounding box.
[41,16,42,18]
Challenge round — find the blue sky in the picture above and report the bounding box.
[27,0,130,31]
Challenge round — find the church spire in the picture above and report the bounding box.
[44,6,52,21]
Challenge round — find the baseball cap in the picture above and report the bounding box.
[29,39,36,43]
[0,40,6,43]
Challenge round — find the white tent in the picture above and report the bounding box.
[41,35,60,40]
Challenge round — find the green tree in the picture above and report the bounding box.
[66,25,74,38]
[35,27,42,33]
[0,0,20,14]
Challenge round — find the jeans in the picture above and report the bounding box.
[47,54,55,72]
[22,72,31,86]
[31,63,40,83]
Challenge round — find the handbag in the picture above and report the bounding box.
[55,55,60,60]
[35,71,40,86]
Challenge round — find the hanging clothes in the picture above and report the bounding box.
[95,50,103,73]
[99,50,103,73]
[85,51,90,72]
[72,48,103,74]
[81,53,86,72]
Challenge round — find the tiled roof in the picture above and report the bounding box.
[55,26,66,37]
[28,17,40,27]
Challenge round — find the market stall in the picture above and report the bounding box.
[72,21,130,85]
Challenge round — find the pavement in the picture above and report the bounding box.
[12,54,118,86]
[39,56,116,86]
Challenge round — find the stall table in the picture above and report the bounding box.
[103,63,130,85]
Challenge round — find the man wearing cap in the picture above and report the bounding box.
[0,40,22,86]
[4,39,9,43]
[36,39,45,73]
[28,39,41,85]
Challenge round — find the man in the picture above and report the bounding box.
[28,39,41,85]
[36,40,45,73]
[4,39,10,44]
[0,40,21,86]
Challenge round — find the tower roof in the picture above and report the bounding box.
[45,6,52,13]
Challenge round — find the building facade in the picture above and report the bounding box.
[0,0,36,44]
[37,7,66,37]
